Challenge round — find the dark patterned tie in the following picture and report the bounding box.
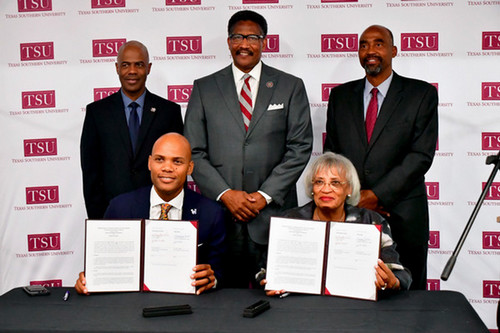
[239,74,253,131]
[128,102,140,153]
[159,203,172,220]
[365,88,378,143]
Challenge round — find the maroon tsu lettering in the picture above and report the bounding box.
[263,35,280,53]
[321,34,358,52]
[482,32,500,50]
[168,85,193,103]
[401,33,439,51]
[166,36,202,54]
[18,0,52,12]
[22,90,55,109]
[20,42,54,61]
[26,186,59,204]
[28,233,61,251]
[24,138,57,157]
[92,39,126,58]
[91,0,125,8]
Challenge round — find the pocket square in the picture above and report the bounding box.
[267,103,284,111]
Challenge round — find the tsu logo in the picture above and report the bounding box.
[20,42,54,61]
[166,36,202,54]
[401,33,439,51]
[322,84,340,101]
[91,0,125,8]
[425,182,439,200]
[484,182,500,200]
[94,87,120,101]
[166,0,201,4]
[321,34,358,52]
[18,0,52,11]
[187,181,201,194]
[426,279,440,291]
[22,90,55,109]
[482,82,500,100]
[483,232,500,249]
[263,35,279,53]
[428,231,440,249]
[30,279,63,287]
[26,186,59,204]
[482,133,500,150]
[24,138,57,157]
[28,233,61,251]
[483,280,500,298]
[168,85,193,103]
[92,39,126,57]
[482,32,500,50]
[243,0,278,3]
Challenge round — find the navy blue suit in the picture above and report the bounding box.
[104,186,226,283]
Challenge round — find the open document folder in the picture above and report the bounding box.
[265,217,381,301]
[85,219,198,294]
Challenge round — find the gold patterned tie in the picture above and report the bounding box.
[159,203,172,220]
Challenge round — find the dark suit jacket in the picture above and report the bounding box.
[103,186,226,282]
[81,90,183,219]
[324,72,438,247]
[184,63,313,244]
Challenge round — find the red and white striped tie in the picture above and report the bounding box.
[239,74,253,131]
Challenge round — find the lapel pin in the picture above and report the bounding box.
[150,107,156,112]
[191,208,197,215]
[266,81,274,88]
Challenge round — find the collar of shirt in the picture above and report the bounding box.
[149,186,184,220]
[363,71,393,119]
[121,89,146,125]
[232,61,262,106]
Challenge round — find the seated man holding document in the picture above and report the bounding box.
[261,152,411,297]
[75,133,226,295]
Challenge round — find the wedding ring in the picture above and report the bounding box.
[381,283,387,290]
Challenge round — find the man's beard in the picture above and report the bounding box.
[364,63,382,76]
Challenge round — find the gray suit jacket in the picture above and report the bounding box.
[185,63,313,244]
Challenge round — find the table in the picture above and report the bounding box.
[0,287,488,332]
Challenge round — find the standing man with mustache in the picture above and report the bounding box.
[184,10,313,288]
[81,40,183,219]
[324,25,438,290]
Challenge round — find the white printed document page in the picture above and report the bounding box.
[85,219,142,293]
[143,220,197,294]
[325,222,381,301]
[265,217,327,295]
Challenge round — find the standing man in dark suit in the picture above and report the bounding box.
[81,40,183,219]
[184,10,313,288]
[324,25,438,290]
[76,133,226,295]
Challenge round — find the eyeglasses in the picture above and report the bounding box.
[229,34,264,45]
[312,179,347,190]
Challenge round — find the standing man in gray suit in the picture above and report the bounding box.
[184,10,313,288]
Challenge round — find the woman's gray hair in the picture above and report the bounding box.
[304,152,361,205]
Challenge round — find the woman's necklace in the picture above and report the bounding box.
[314,208,345,222]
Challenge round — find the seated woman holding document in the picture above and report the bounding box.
[261,152,412,296]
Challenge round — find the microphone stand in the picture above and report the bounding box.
[441,149,500,281]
